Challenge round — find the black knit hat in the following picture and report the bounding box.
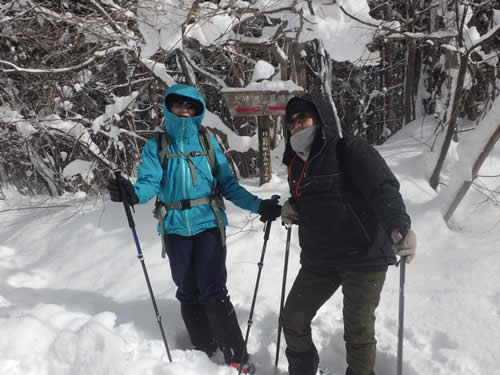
[285,97,318,123]
[165,93,204,116]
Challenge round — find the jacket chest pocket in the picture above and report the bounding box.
[291,172,345,198]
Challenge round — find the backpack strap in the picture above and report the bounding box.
[198,126,217,177]
[157,132,170,167]
[196,127,226,250]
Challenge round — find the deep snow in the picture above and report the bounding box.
[1,115,499,375]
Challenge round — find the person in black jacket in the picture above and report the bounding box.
[279,94,416,375]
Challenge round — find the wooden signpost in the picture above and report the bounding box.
[221,88,304,185]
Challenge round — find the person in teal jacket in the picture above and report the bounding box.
[108,83,281,373]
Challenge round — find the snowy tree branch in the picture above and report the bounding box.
[466,24,500,55]
[339,5,457,42]
[0,46,133,73]
[88,0,126,38]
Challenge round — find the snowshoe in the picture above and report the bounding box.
[228,362,256,374]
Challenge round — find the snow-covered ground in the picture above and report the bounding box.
[1,116,499,375]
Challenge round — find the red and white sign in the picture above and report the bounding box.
[222,89,304,117]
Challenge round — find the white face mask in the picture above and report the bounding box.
[290,125,317,155]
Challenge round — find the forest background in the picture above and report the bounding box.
[0,0,499,222]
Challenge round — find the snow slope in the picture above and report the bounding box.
[1,116,499,375]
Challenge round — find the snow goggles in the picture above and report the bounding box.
[286,112,309,130]
[169,100,197,110]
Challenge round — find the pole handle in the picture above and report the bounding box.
[114,169,135,229]
[263,194,280,240]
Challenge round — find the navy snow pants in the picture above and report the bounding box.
[164,227,228,304]
[164,228,247,364]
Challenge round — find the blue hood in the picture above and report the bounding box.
[163,84,206,140]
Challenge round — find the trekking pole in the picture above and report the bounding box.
[239,194,280,375]
[274,223,292,370]
[114,170,172,363]
[397,256,406,375]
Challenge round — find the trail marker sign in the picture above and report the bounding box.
[221,88,304,185]
[222,89,304,117]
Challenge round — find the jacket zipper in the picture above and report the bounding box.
[348,205,371,241]
[180,119,192,236]
[289,134,329,196]
[303,134,327,178]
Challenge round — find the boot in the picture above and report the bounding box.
[205,296,247,365]
[181,303,217,357]
[346,367,375,375]
[285,345,319,375]
[228,361,256,374]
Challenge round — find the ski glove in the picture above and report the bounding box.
[258,199,282,223]
[391,228,417,264]
[107,176,139,205]
[281,200,299,225]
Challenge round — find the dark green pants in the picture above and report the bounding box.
[280,265,387,375]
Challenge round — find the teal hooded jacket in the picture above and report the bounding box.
[133,84,262,236]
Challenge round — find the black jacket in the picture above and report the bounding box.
[283,94,411,271]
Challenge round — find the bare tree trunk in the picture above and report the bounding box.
[176,49,196,87]
[403,0,416,124]
[289,41,307,88]
[429,53,468,190]
[383,2,394,132]
[116,55,130,96]
[0,163,9,195]
[315,40,342,138]
[275,39,290,143]
[226,45,254,179]
[289,8,306,88]
[27,141,60,196]
[444,123,500,222]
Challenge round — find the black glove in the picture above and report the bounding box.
[258,199,282,223]
[107,176,139,205]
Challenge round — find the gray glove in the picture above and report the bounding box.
[281,200,299,225]
[391,229,417,264]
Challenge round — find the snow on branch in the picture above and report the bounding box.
[140,58,177,86]
[203,111,258,153]
[466,24,500,55]
[339,5,457,42]
[88,0,126,38]
[182,51,227,88]
[0,46,133,74]
[91,91,140,134]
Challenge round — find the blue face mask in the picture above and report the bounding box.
[290,125,317,155]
